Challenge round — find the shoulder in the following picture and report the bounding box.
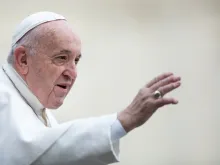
[0,83,14,105]
[0,68,21,101]
[0,71,21,105]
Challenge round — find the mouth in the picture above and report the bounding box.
[56,84,68,89]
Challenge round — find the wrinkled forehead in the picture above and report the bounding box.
[37,20,81,44]
[33,20,81,54]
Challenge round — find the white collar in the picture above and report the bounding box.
[2,63,44,116]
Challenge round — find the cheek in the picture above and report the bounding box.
[33,65,61,87]
[44,67,64,86]
[28,58,65,91]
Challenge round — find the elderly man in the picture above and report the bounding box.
[0,11,181,165]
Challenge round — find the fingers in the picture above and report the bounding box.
[144,73,181,111]
[146,72,173,88]
[151,75,181,91]
[155,97,178,108]
[158,81,181,96]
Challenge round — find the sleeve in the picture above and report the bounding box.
[32,114,122,165]
[111,119,127,142]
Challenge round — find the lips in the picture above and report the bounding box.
[56,82,71,89]
[55,82,71,95]
[54,84,70,97]
[57,84,67,89]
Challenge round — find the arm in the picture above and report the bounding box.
[32,114,122,165]
[0,91,123,165]
[33,72,181,165]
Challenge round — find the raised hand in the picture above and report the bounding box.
[118,72,181,132]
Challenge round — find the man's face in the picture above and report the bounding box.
[25,21,81,109]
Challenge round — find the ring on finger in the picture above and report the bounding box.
[153,90,162,99]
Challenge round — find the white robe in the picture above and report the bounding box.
[0,63,125,165]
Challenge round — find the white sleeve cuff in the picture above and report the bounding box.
[111,118,127,142]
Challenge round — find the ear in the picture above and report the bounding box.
[14,46,29,75]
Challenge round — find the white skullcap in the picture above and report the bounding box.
[11,11,66,47]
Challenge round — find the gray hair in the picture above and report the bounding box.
[7,20,67,65]
[7,27,40,65]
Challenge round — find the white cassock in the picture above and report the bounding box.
[0,12,127,165]
[0,12,126,165]
[0,64,126,165]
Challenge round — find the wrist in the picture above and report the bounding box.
[117,111,135,133]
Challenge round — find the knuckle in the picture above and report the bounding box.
[139,88,149,99]
[139,87,146,95]
[150,85,156,91]
[146,100,155,110]
[148,89,154,96]
[168,84,173,89]
[167,76,174,83]
[145,87,153,93]
[155,100,162,107]
[170,76,175,81]
[158,87,163,93]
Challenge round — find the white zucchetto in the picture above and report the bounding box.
[11,11,66,47]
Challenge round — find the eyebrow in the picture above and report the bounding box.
[54,49,82,58]
[77,54,82,59]
[55,49,72,55]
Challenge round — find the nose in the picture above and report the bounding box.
[63,63,77,81]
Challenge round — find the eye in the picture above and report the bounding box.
[53,55,69,65]
[75,57,80,65]
[57,56,68,61]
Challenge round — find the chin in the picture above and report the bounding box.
[48,99,64,109]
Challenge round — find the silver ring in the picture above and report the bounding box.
[153,90,162,99]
